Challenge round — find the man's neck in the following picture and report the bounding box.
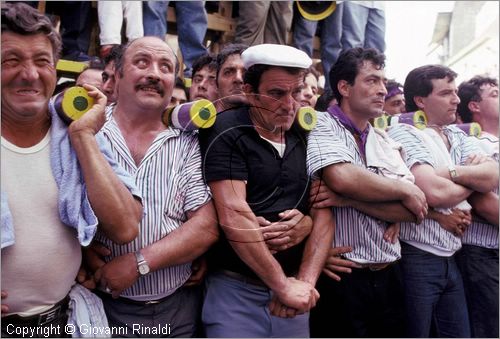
[1,113,51,147]
[338,103,369,132]
[248,108,286,143]
[113,102,166,135]
[481,120,499,138]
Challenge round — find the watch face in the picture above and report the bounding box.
[138,264,150,275]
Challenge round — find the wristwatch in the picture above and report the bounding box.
[134,250,150,276]
[448,165,459,182]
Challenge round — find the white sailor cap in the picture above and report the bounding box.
[241,44,312,70]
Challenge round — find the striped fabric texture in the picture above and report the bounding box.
[388,124,483,254]
[307,111,401,264]
[94,108,211,300]
[461,136,499,249]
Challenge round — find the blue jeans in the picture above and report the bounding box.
[400,242,470,337]
[456,244,499,338]
[341,2,385,53]
[202,272,309,338]
[292,3,343,91]
[143,1,208,78]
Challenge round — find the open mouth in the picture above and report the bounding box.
[16,89,40,95]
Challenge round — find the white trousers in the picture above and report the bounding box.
[98,1,144,45]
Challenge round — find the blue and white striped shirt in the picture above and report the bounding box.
[307,111,401,264]
[461,136,499,249]
[95,108,211,300]
[388,124,482,255]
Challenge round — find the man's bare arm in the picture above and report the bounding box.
[434,156,498,193]
[469,191,499,226]
[69,85,141,244]
[208,179,318,312]
[310,179,423,223]
[297,207,335,286]
[412,163,473,209]
[95,201,219,297]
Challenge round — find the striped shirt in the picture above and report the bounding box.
[307,111,401,264]
[461,135,499,249]
[388,124,482,255]
[94,107,211,301]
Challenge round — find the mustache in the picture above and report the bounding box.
[135,79,165,96]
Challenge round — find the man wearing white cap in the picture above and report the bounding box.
[199,44,334,337]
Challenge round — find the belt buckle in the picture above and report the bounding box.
[38,305,61,326]
[145,300,161,305]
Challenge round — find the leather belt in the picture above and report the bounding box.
[2,296,70,327]
[95,289,171,305]
[219,270,268,287]
[357,262,391,271]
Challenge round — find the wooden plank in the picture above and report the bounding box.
[166,5,235,34]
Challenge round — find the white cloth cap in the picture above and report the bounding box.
[241,44,312,70]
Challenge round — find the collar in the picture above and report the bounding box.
[327,105,370,155]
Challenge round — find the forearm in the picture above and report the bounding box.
[323,163,409,202]
[224,211,288,290]
[141,202,219,272]
[297,208,334,285]
[210,180,288,291]
[413,165,472,209]
[346,199,417,223]
[426,182,473,209]
[70,131,141,244]
[469,191,499,226]
[436,162,499,193]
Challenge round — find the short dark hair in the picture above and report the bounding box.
[385,79,403,92]
[192,53,217,78]
[215,43,248,85]
[173,77,188,102]
[1,2,62,61]
[104,44,124,67]
[329,47,386,105]
[306,66,321,81]
[115,37,179,77]
[315,89,335,111]
[244,65,306,93]
[457,76,498,123]
[404,64,457,112]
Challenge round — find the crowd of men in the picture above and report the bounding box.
[1,3,498,338]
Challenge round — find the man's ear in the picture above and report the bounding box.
[414,96,425,110]
[243,83,253,95]
[468,100,480,114]
[338,80,350,98]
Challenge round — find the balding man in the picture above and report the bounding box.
[87,37,218,337]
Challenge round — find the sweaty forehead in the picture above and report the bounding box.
[127,37,175,59]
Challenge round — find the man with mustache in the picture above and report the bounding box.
[387,65,498,337]
[87,36,219,337]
